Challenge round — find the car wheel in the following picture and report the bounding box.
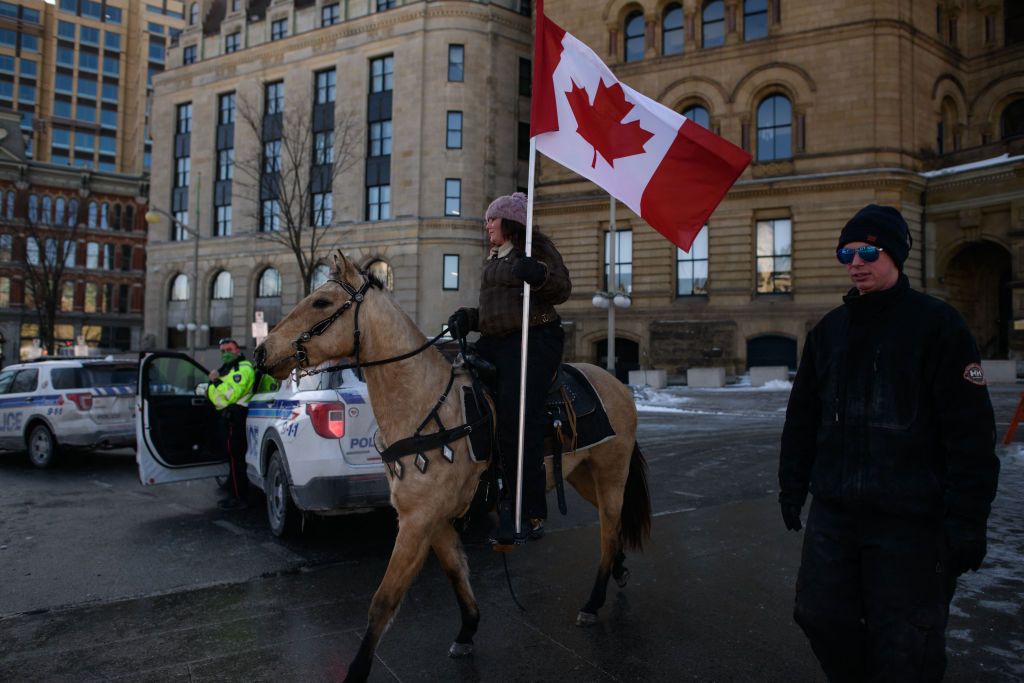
[266,450,301,538]
[27,424,58,469]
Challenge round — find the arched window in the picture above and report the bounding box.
[211,270,233,299]
[88,201,98,228]
[189,2,198,25]
[367,260,394,291]
[257,267,281,297]
[54,197,66,226]
[702,0,725,48]
[5,191,13,220]
[169,273,189,301]
[310,263,330,290]
[624,11,645,63]
[756,94,792,161]
[1001,98,1024,140]
[100,202,109,229]
[683,104,710,129]
[663,4,683,56]
[112,204,122,231]
[26,237,39,264]
[41,196,53,224]
[67,198,79,226]
[123,204,134,230]
[28,194,39,223]
[937,97,959,155]
[743,0,768,41]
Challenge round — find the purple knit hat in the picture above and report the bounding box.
[485,192,528,225]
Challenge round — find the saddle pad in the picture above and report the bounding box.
[549,365,616,454]
[460,384,493,463]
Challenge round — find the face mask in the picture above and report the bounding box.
[221,352,237,364]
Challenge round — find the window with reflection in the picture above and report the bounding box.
[211,271,233,299]
[744,0,768,40]
[677,226,709,296]
[257,268,281,297]
[702,1,724,47]
[169,273,189,301]
[756,218,792,294]
[603,230,632,293]
[663,4,683,55]
[624,11,644,62]
[443,254,459,290]
[311,263,330,290]
[756,94,792,161]
[683,105,710,129]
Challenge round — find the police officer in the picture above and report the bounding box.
[208,338,256,510]
[778,204,1000,680]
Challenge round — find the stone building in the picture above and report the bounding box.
[536,0,1024,379]
[0,0,185,174]
[144,0,533,361]
[0,110,148,362]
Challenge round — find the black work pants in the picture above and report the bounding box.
[218,404,249,499]
[794,498,956,682]
[475,321,563,521]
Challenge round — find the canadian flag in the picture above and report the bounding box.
[531,2,751,252]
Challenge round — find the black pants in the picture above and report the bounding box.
[218,404,249,499]
[475,321,564,521]
[794,498,957,682]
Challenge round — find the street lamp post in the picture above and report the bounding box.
[145,206,203,358]
[592,196,631,377]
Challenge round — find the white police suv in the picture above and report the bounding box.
[0,359,137,468]
[135,353,389,537]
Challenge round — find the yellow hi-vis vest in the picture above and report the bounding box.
[207,358,257,410]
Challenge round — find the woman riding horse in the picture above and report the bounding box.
[447,192,571,542]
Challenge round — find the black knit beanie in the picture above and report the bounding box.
[837,204,912,270]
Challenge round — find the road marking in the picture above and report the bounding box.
[91,480,113,489]
[671,490,704,498]
[213,520,245,535]
[653,506,696,517]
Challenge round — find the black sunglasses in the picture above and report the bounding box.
[836,246,885,265]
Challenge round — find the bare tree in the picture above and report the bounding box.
[18,197,82,356]
[235,92,361,296]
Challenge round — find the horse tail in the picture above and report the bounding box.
[620,441,652,552]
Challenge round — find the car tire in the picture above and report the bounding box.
[266,450,301,538]
[27,424,58,469]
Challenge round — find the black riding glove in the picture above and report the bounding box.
[781,503,803,532]
[512,256,547,287]
[945,517,987,576]
[448,309,471,340]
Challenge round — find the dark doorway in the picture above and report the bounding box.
[747,335,797,369]
[595,337,639,383]
[944,242,1011,359]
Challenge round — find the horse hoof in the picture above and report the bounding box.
[614,568,630,588]
[448,642,474,658]
[575,610,598,627]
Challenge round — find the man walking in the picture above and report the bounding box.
[778,204,1000,680]
[207,338,256,510]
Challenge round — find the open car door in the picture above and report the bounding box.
[136,352,226,485]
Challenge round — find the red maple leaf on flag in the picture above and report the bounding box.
[565,79,654,168]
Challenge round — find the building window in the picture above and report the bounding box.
[367,185,391,221]
[519,57,531,97]
[172,211,189,240]
[683,104,710,129]
[369,120,392,156]
[663,4,684,55]
[271,18,287,41]
[1000,98,1024,140]
[177,103,192,134]
[756,94,792,161]
[603,230,633,292]
[677,226,709,296]
[744,0,768,40]
[86,242,99,269]
[220,92,236,124]
[444,179,461,216]
[314,132,333,165]
[218,149,234,180]
[263,140,281,173]
[175,157,191,187]
[189,2,198,25]
[316,69,336,104]
[448,44,464,82]
[265,81,284,114]
[1008,3,1024,45]
[261,199,281,232]
[215,204,232,236]
[446,111,463,149]
[370,55,393,92]
[0,233,10,260]
[258,268,281,297]
[756,218,792,294]
[310,263,330,290]
[170,273,189,301]
[212,270,233,299]
[83,283,98,312]
[624,11,644,62]
[702,1,725,48]
[312,192,332,227]
[322,3,340,26]
[442,254,459,290]
[225,31,240,53]
[183,45,196,65]
[61,282,74,312]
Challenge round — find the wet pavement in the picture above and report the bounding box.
[0,384,1021,681]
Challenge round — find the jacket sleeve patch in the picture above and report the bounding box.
[963,363,986,386]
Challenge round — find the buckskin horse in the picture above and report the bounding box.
[255,252,651,682]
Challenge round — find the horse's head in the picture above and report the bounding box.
[255,251,372,379]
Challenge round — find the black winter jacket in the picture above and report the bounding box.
[779,275,999,532]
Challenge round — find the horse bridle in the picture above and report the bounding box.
[290,274,371,370]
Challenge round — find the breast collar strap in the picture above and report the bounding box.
[291,275,371,369]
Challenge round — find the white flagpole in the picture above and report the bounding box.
[514,136,539,539]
